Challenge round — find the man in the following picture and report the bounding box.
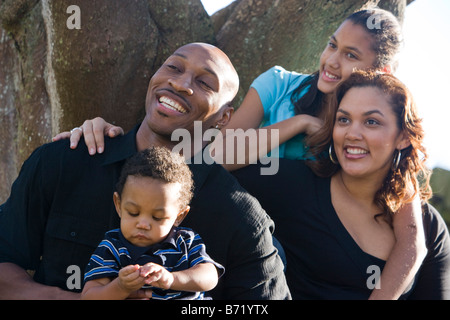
[0,43,290,299]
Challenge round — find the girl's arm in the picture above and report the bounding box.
[210,88,322,171]
[53,88,322,170]
[369,198,427,299]
[52,117,124,155]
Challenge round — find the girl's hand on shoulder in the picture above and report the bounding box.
[52,117,124,155]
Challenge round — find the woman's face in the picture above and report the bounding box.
[318,20,378,95]
[332,86,409,180]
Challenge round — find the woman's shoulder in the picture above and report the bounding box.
[421,202,450,252]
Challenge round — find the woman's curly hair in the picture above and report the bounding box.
[116,146,194,210]
[306,70,432,225]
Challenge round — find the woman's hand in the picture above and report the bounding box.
[52,117,124,155]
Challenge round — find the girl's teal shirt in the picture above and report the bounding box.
[250,66,311,160]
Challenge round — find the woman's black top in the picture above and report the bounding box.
[233,158,450,299]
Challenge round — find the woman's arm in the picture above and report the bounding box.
[369,198,427,299]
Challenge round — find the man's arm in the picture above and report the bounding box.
[187,163,291,300]
[0,145,68,299]
[225,204,290,300]
[0,263,79,299]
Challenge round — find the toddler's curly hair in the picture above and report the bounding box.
[116,147,194,209]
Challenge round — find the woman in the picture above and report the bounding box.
[233,70,450,299]
[54,9,427,299]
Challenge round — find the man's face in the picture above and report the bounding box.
[143,43,238,140]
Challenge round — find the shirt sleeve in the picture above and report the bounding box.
[186,163,291,300]
[250,66,289,121]
[0,145,52,270]
[407,203,450,299]
[217,173,290,300]
[84,236,121,283]
[186,231,225,278]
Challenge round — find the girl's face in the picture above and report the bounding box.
[318,20,378,95]
[332,86,409,181]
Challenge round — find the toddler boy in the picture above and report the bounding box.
[82,147,224,300]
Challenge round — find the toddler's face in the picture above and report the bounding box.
[114,176,186,247]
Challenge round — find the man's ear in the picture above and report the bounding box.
[216,105,234,129]
[174,205,190,227]
[113,192,122,218]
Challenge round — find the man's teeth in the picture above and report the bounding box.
[346,148,368,155]
[159,96,187,114]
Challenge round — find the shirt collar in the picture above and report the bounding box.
[101,125,139,166]
[101,124,215,197]
[187,148,217,198]
[118,227,180,260]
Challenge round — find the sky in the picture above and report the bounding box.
[201,0,450,171]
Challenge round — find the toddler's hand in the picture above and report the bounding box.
[118,264,145,293]
[140,263,174,290]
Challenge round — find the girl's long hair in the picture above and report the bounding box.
[290,8,403,120]
[305,70,432,225]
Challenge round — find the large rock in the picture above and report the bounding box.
[0,0,214,202]
[0,0,409,202]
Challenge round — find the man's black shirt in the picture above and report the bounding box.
[0,126,290,300]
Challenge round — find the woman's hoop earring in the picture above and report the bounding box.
[392,149,402,170]
[329,144,338,164]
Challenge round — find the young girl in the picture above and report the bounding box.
[55,8,427,299]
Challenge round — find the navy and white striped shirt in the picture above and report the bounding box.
[84,227,224,300]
